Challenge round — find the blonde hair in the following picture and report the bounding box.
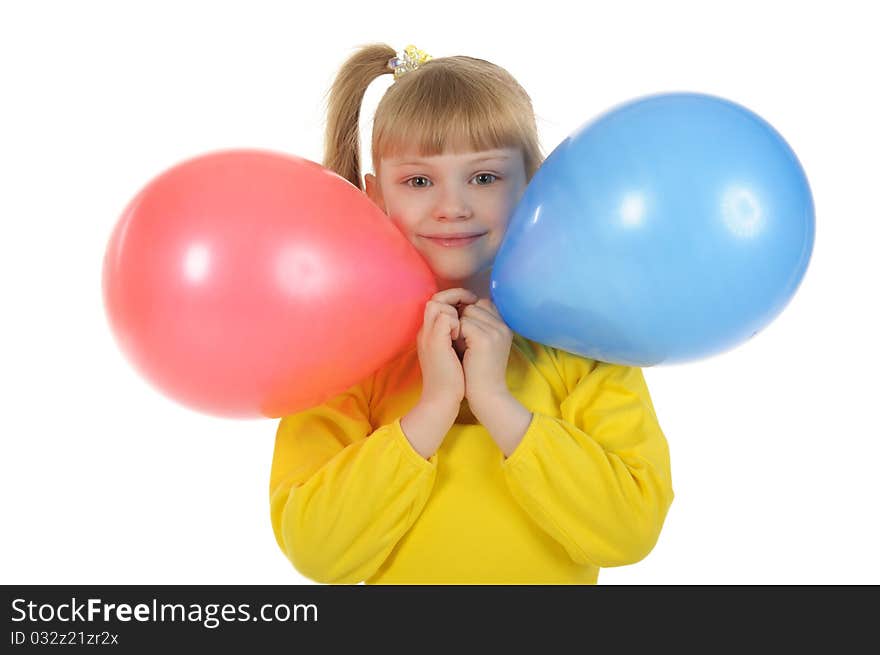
[323,43,543,191]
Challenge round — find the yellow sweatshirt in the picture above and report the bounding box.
[269,334,674,584]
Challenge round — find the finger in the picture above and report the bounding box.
[423,299,458,330]
[431,287,479,308]
[434,312,461,342]
[420,303,441,348]
[459,315,492,339]
[461,303,506,329]
[475,298,503,319]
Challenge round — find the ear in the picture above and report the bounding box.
[364,174,386,213]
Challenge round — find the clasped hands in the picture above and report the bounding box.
[416,288,533,457]
[418,287,514,419]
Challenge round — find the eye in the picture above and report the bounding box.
[473,173,498,185]
[405,176,432,188]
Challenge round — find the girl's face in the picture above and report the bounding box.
[365,147,527,287]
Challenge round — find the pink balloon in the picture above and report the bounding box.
[103,149,436,419]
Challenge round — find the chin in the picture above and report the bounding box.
[431,268,476,284]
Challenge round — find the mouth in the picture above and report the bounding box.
[420,232,487,248]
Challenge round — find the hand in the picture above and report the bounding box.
[458,298,514,409]
[415,288,478,409]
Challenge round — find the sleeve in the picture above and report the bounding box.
[268,376,438,584]
[500,352,674,568]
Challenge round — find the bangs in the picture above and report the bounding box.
[375,101,525,159]
[372,61,530,162]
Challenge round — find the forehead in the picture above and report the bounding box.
[382,147,520,168]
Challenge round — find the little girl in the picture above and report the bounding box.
[269,43,674,584]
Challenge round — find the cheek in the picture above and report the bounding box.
[491,198,517,234]
[486,232,505,257]
[384,197,420,230]
[483,201,516,253]
[388,213,416,237]
[387,214,425,249]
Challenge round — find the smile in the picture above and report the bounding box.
[421,233,486,248]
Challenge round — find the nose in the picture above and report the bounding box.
[432,184,473,221]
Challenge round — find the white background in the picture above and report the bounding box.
[2,0,878,585]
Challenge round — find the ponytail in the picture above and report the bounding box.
[323,43,396,191]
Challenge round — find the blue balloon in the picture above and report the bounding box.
[491,92,815,366]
